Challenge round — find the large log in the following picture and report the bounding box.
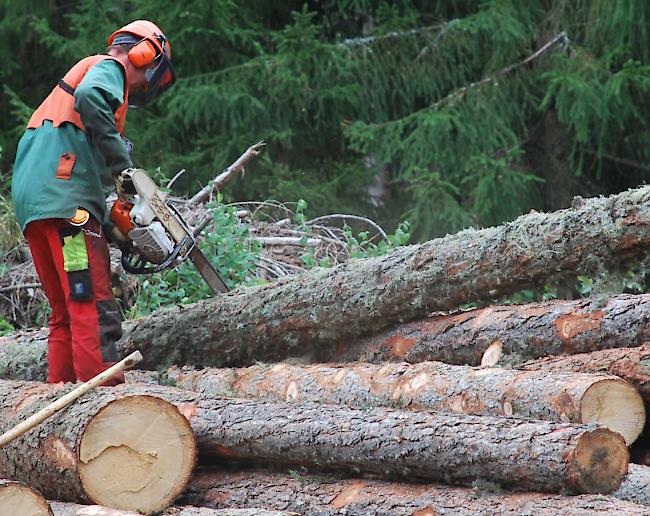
[614,464,650,507]
[142,361,646,445]
[0,328,48,381]
[180,468,650,515]
[0,383,196,514]
[116,186,650,369]
[0,478,52,515]
[517,343,650,401]
[0,380,629,494]
[130,383,630,493]
[334,293,650,366]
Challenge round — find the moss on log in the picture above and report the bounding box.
[116,186,650,370]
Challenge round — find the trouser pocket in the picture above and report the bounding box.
[61,229,94,301]
[67,269,94,301]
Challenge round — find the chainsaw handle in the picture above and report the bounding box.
[121,235,193,275]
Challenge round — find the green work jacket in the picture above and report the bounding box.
[11,59,133,231]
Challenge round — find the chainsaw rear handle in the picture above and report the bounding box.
[120,235,193,274]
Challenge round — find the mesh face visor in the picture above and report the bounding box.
[142,53,176,104]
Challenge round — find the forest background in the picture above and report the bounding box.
[0,0,649,324]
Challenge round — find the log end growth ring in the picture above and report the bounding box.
[580,379,646,445]
[567,428,629,494]
[0,481,53,516]
[78,395,197,514]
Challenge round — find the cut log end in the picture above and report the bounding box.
[0,481,53,516]
[480,340,503,367]
[580,379,646,445]
[568,428,629,494]
[78,395,197,514]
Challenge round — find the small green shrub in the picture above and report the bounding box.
[0,317,14,336]
[127,199,262,317]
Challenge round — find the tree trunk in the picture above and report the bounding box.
[614,464,650,507]
[180,468,649,515]
[0,382,196,514]
[148,361,645,445]
[0,479,52,516]
[49,501,296,516]
[117,186,650,370]
[131,383,631,493]
[334,294,650,366]
[517,344,650,401]
[0,327,48,381]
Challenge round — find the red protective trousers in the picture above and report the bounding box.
[24,217,124,385]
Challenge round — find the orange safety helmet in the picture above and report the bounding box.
[108,20,176,104]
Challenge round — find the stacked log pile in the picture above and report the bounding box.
[1,185,650,514]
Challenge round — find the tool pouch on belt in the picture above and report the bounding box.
[61,229,93,301]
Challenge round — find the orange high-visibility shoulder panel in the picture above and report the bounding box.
[27,55,129,134]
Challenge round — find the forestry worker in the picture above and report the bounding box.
[11,20,176,385]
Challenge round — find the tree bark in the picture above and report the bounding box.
[148,361,645,445]
[613,464,650,507]
[0,382,196,514]
[180,468,649,516]
[0,478,52,516]
[116,186,650,370]
[0,327,48,381]
[49,501,296,516]
[334,293,650,366]
[517,343,650,401]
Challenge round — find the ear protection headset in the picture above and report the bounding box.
[127,39,160,68]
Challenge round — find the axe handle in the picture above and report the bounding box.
[0,350,143,447]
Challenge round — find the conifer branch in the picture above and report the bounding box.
[426,31,568,111]
[339,22,448,48]
[371,31,569,130]
[587,150,650,172]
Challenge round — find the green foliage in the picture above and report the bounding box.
[463,148,544,227]
[342,220,411,258]
[127,200,261,317]
[0,194,21,252]
[0,316,13,336]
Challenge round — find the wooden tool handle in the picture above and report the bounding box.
[0,350,143,447]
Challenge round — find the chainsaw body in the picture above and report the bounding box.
[110,168,228,293]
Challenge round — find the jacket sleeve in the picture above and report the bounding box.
[74,60,133,176]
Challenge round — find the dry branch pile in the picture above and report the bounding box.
[1,183,650,513]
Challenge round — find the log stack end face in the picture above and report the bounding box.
[0,481,53,516]
[567,428,629,494]
[77,395,197,514]
[580,378,646,445]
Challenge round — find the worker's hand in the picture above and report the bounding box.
[113,168,137,199]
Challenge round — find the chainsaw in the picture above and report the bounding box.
[109,168,229,294]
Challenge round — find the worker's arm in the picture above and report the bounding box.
[74,59,133,177]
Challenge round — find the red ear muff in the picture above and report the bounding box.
[128,39,158,68]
